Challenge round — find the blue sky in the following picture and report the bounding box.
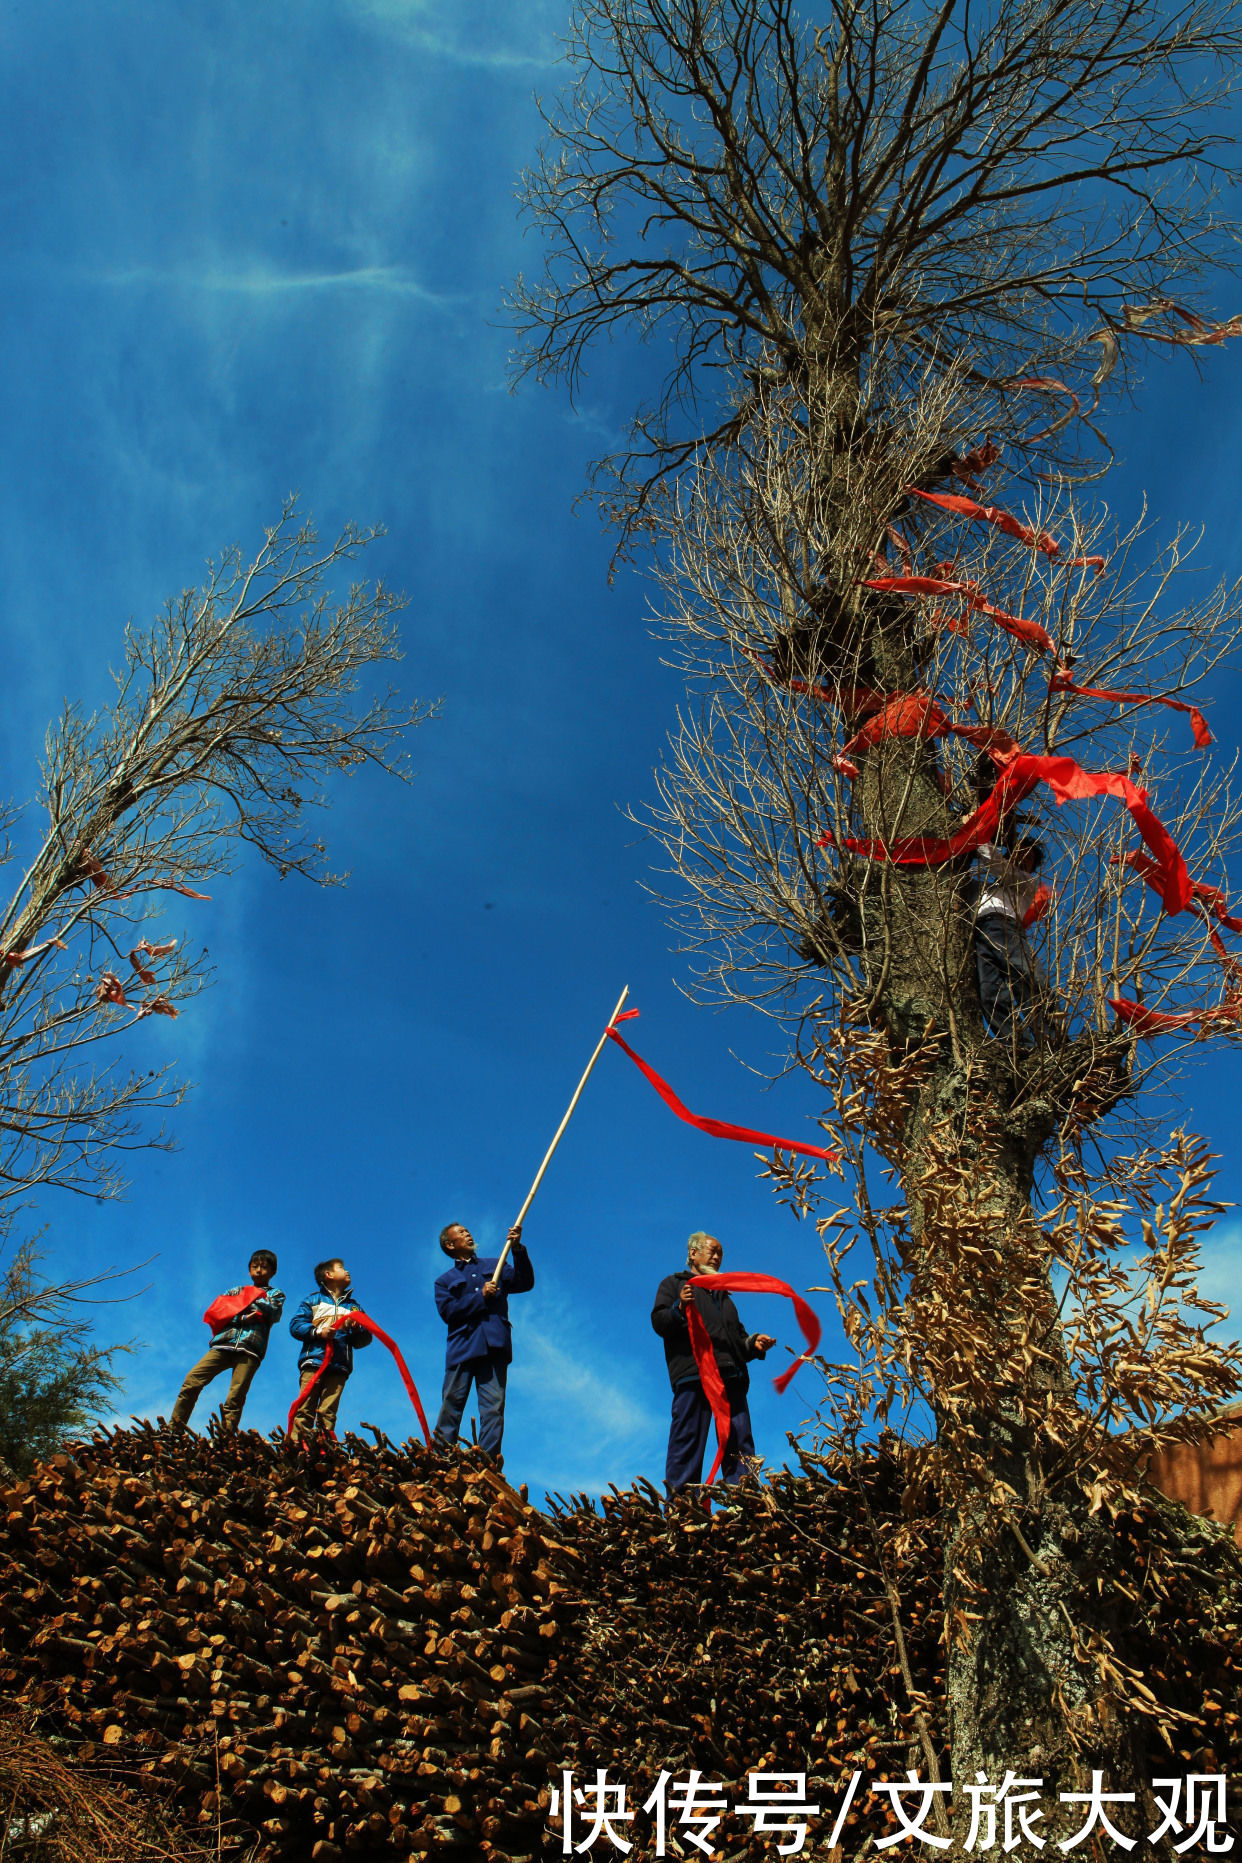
[3,0,1242,1502]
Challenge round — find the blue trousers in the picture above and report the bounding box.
[665,1377,756,1491]
[435,1351,508,1457]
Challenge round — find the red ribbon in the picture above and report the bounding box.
[1113,850,1242,930]
[1023,882,1053,929]
[904,487,1106,575]
[286,1311,431,1446]
[1109,998,1239,1036]
[605,1013,838,1164]
[840,692,1020,761]
[684,1272,823,1486]
[1109,853,1242,1029]
[203,1286,265,1334]
[827,752,1190,916]
[862,576,1056,656]
[1049,672,1211,749]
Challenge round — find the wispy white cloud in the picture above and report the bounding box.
[522,1325,657,1444]
[95,262,467,307]
[343,0,558,70]
[504,1292,665,1499]
[1195,1221,1242,1341]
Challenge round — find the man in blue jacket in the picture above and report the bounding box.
[433,1222,532,1463]
[288,1257,372,1441]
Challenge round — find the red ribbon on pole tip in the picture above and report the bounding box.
[286,1312,431,1446]
[203,1286,265,1334]
[684,1272,823,1486]
[1048,671,1211,749]
[605,1012,838,1164]
[826,751,1191,916]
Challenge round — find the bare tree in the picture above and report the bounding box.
[0,503,427,1444]
[516,0,1242,1840]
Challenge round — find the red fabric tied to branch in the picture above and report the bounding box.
[203,1286,265,1334]
[840,693,1020,762]
[862,576,1055,656]
[1022,883,1053,929]
[605,1015,838,1164]
[1048,671,1211,749]
[904,487,1106,575]
[684,1272,823,1486]
[827,752,1191,916]
[286,1312,431,1446]
[749,651,886,718]
[1109,997,1240,1036]
[842,694,945,753]
[1113,850,1242,930]
[905,487,1060,557]
[951,440,1002,487]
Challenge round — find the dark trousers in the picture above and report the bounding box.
[435,1351,508,1458]
[976,910,1035,1040]
[665,1377,756,1491]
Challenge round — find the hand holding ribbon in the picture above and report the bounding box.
[203,1286,266,1334]
[684,1272,823,1486]
[286,1311,431,1446]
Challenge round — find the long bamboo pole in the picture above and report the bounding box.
[484,985,629,1291]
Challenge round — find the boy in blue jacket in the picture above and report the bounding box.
[288,1257,372,1441]
[433,1223,532,1462]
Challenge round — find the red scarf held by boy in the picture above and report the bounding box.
[287,1312,431,1447]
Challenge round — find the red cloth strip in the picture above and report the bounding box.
[287,1336,340,1438]
[203,1286,264,1334]
[843,694,945,754]
[841,692,1020,761]
[1109,998,1239,1035]
[685,1272,823,1486]
[684,1303,731,1492]
[286,1312,431,1446]
[1010,375,1081,444]
[605,1021,838,1164]
[951,440,1002,487]
[829,752,1190,915]
[904,487,1106,576]
[1113,851,1242,931]
[350,1313,432,1447]
[905,487,1060,558]
[1023,882,1053,929]
[1049,672,1211,749]
[748,650,886,716]
[862,576,1055,656]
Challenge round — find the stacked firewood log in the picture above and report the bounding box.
[540,1446,1242,1855]
[0,1423,568,1860]
[0,1427,1239,1860]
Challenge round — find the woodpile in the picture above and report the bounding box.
[0,1422,572,1860]
[540,1446,1242,1854]
[0,1711,213,1861]
[1146,1406,1242,1545]
[1,1428,1240,1860]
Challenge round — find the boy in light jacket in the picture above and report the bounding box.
[288,1257,371,1441]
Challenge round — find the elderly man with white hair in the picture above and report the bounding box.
[650,1231,775,1492]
